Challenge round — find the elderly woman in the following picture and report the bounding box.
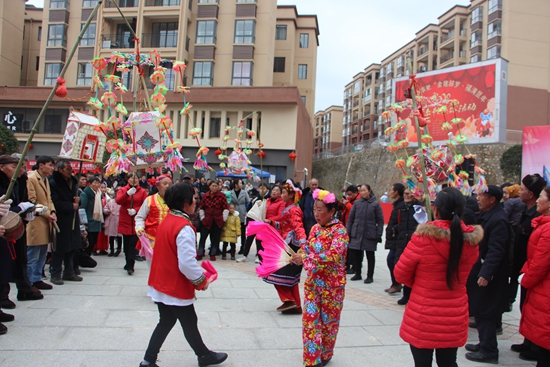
[198,181,229,261]
[346,184,384,284]
[292,189,349,367]
[135,175,172,259]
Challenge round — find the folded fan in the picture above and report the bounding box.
[246,221,295,277]
[201,260,218,282]
[138,233,153,261]
[246,199,266,222]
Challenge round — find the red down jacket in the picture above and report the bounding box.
[394,220,482,349]
[519,215,550,350]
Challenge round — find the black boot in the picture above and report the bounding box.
[198,351,228,367]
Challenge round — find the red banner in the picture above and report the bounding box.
[394,63,498,143]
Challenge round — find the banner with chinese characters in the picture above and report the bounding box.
[522,125,550,184]
[393,59,507,144]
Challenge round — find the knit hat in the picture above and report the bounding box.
[522,174,546,198]
[506,184,520,199]
[0,155,19,165]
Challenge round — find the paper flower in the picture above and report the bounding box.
[92,57,107,71]
[172,61,187,73]
[189,127,202,137]
[87,97,103,111]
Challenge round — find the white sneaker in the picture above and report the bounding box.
[255,256,260,264]
[236,256,248,263]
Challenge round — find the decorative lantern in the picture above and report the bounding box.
[257,151,266,159]
[215,148,222,156]
[289,151,297,162]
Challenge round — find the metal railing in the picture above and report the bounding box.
[104,0,138,7]
[141,32,178,48]
[101,34,134,49]
[145,0,181,5]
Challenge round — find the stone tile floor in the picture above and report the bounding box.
[0,248,535,367]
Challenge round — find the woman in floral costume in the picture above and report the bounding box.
[293,189,349,367]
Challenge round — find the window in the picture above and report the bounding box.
[471,6,482,24]
[82,0,98,6]
[234,20,255,44]
[487,20,501,39]
[198,0,217,3]
[35,56,39,71]
[273,57,285,72]
[232,61,252,86]
[80,23,96,46]
[470,30,482,48]
[44,63,62,85]
[488,0,502,14]
[236,0,256,2]
[45,114,62,134]
[298,64,307,79]
[209,118,221,138]
[487,45,500,59]
[47,24,66,47]
[301,96,306,105]
[299,33,309,48]
[353,81,361,94]
[50,0,69,8]
[38,26,42,41]
[470,54,480,63]
[76,63,92,85]
[185,36,190,51]
[196,21,216,44]
[364,88,372,102]
[275,25,286,40]
[115,24,133,48]
[152,22,178,47]
[188,0,192,9]
[386,63,393,73]
[193,61,213,85]
[397,56,403,67]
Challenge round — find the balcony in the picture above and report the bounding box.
[440,30,455,48]
[145,0,181,5]
[101,34,134,49]
[104,0,138,7]
[141,32,178,48]
[440,53,454,64]
[365,79,372,86]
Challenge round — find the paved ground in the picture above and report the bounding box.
[0,247,535,367]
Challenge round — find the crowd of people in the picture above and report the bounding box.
[1,154,550,367]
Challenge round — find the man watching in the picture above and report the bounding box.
[465,185,510,364]
[384,183,405,294]
[299,178,319,236]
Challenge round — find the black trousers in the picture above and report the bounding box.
[123,235,138,271]
[222,242,236,257]
[536,345,550,367]
[351,249,375,278]
[239,222,246,249]
[387,249,399,286]
[242,233,263,258]
[410,345,458,367]
[198,222,221,256]
[13,236,33,294]
[144,302,210,363]
[109,237,121,253]
[50,250,76,278]
[474,315,499,359]
[85,231,99,256]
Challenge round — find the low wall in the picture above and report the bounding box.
[312,143,518,198]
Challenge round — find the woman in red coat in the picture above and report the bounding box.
[116,173,148,275]
[197,181,229,261]
[265,185,285,231]
[394,188,482,366]
[519,186,550,366]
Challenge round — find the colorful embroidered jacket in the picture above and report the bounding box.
[272,203,307,246]
[300,218,349,288]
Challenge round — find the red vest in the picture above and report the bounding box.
[148,212,199,300]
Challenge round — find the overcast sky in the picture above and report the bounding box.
[26,0,467,112]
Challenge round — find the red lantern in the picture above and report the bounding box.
[289,151,297,162]
[257,151,266,159]
[215,148,222,156]
[28,143,33,149]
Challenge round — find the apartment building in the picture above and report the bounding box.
[0,0,26,86]
[21,4,43,86]
[313,105,342,156]
[341,0,550,148]
[0,0,319,183]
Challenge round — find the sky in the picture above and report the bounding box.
[26,0,467,112]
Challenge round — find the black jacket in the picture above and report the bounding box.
[467,203,510,317]
[385,196,405,250]
[49,171,82,253]
[512,205,540,275]
[395,199,422,261]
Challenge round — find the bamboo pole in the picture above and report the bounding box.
[2,1,103,201]
[406,55,433,220]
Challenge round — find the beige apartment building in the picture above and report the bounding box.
[341,0,550,149]
[0,0,26,86]
[1,0,319,183]
[313,105,342,156]
[21,4,42,86]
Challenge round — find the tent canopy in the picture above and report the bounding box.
[215,166,270,179]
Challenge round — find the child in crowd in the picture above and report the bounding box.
[221,183,232,204]
[220,203,240,260]
[104,188,122,257]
